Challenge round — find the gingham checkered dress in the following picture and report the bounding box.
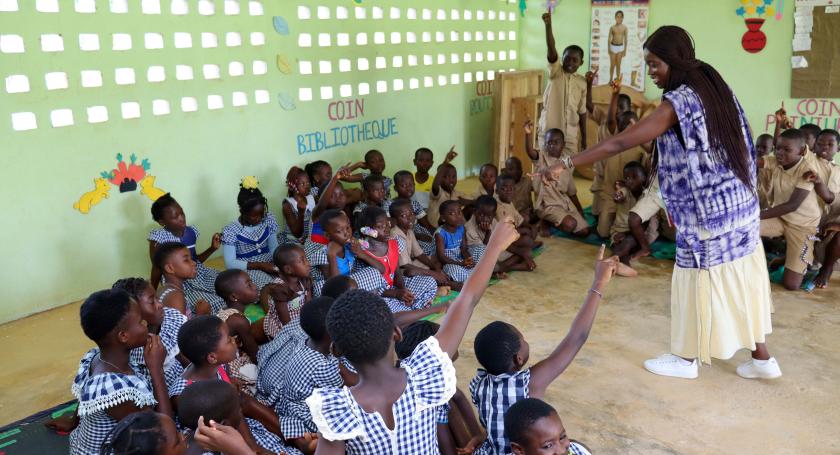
[279,195,316,245]
[277,344,345,439]
[69,349,157,455]
[307,244,389,296]
[129,307,186,392]
[435,226,474,282]
[256,319,309,412]
[167,367,302,455]
[306,336,456,454]
[362,237,437,312]
[149,226,226,314]
[361,172,393,199]
[216,308,258,396]
[383,199,436,255]
[469,368,531,455]
[263,278,310,339]
[221,212,280,290]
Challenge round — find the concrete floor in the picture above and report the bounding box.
[2,179,839,454]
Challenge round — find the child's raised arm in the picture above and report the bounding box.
[523,120,539,162]
[313,164,351,221]
[435,221,519,358]
[607,78,621,134]
[432,148,457,196]
[528,245,617,398]
[543,12,558,64]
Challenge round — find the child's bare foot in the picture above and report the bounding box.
[814,268,832,289]
[492,271,509,280]
[526,257,537,270]
[631,247,651,261]
[616,262,638,277]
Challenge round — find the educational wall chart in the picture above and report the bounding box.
[589,0,649,90]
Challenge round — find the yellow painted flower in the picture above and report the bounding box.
[745,5,756,14]
[741,0,750,4]
[752,0,763,5]
[766,6,775,16]
[241,175,260,190]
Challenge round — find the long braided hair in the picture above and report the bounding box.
[644,26,754,190]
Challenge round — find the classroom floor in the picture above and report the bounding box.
[2,178,839,454]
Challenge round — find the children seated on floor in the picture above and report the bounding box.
[809,129,840,288]
[610,161,658,270]
[524,121,589,237]
[503,156,536,222]
[412,147,436,209]
[504,398,592,455]
[467,195,537,276]
[759,129,822,290]
[395,321,487,455]
[389,170,436,254]
[304,221,519,454]
[221,178,280,290]
[436,200,477,285]
[260,244,313,339]
[148,193,224,313]
[154,242,209,317]
[474,164,498,198]
[388,198,453,289]
[428,148,467,227]
[70,289,172,455]
[213,270,265,394]
[352,174,388,222]
[103,411,187,455]
[304,165,351,257]
[177,380,251,455]
[360,149,392,197]
[496,173,542,248]
[755,133,775,209]
[279,167,315,245]
[470,245,617,454]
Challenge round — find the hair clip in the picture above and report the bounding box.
[241,175,260,190]
[360,226,378,238]
[358,239,370,249]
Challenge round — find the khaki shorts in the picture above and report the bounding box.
[760,218,817,274]
[538,206,589,233]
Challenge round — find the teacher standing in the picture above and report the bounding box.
[540,26,781,380]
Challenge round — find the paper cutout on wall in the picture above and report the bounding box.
[75,154,167,213]
[276,54,292,74]
[73,178,110,214]
[278,92,296,110]
[273,16,289,35]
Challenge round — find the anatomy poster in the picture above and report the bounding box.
[589,0,650,90]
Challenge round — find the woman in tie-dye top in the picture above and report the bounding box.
[538,25,780,380]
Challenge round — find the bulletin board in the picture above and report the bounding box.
[791,2,840,98]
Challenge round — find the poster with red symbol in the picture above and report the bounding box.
[589,0,649,91]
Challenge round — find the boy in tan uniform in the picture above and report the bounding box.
[465,195,536,276]
[538,12,587,155]
[503,157,535,222]
[760,129,822,291]
[427,158,467,227]
[810,129,840,288]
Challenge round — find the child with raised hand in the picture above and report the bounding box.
[102,411,188,455]
[470,245,618,454]
[148,193,224,312]
[280,166,316,245]
[504,398,592,455]
[394,321,486,455]
[413,147,436,209]
[306,165,352,257]
[178,380,270,455]
[503,157,536,222]
[69,289,172,455]
[154,242,210,316]
[760,128,822,291]
[352,174,388,223]
[467,196,537,277]
[389,198,452,288]
[435,200,476,287]
[428,147,464,227]
[171,315,300,455]
[357,206,439,312]
[214,269,266,394]
[389,170,436,251]
[113,277,188,389]
[305,221,520,454]
[308,208,385,296]
[610,161,659,270]
[278,297,357,454]
[496,173,542,248]
[261,244,313,339]
[222,177,281,291]
[525,122,589,237]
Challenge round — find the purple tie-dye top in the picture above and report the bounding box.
[656,85,760,270]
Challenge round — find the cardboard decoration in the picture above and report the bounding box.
[73,153,167,213]
[735,0,775,53]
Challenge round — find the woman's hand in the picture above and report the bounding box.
[529,162,568,185]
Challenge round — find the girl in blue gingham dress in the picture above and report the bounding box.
[148,193,226,314]
[222,178,281,291]
[435,201,476,284]
[279,166,316,246]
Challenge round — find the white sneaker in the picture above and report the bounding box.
[736,357,782,379]
[643,354,698,379]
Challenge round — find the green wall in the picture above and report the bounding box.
[520,0,840,136]
[0,0,519,323]
[2,0,839,323]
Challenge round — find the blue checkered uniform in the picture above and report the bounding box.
[279,195,316,245]
[130,307,186,391]
[381,237,437,312]
[307,243,389,296]
[435,226,475,282]
[69,349,157,455]
[361,172,393,199]
[222,213,280,290]
[469,368,531,455]
[256,319,309,411]
[277,345,345,439]
[306,337,456,454]
[149,226,226,314]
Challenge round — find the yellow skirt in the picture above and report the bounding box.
[670,243,774,364]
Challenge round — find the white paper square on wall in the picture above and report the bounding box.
[41,34,64,52]
[252,60,268,75]
[45,71,69,90]
[121,102,141,119]
[112,33,132,51]
[225,32,242,47]
[248,1,263,16]
[229,61,245,76]
[250,32,265,46]
[144,33,164,49]
[298,61,312,75]
[207,94,224,110]
[5,74,29,93]
[0,0,19,12]
[201,32,218,48]
[298,87,313,101]
[109,0,128,13]
[141,0,160,14]
[202,64,220,79]
[79,34,100,51]
[232,91,248,106]
[36,0,59,12]
[171,0,188,14]
[224,0,239,15]
[87,106,108,124]
[114,67,135,85]
[152,99,170,115]
[50,109,74,127]
[175,65,193,80]
[80,70,102,87]
[254,89,270,104]
[174,32,192,48]
[0,34,25,54]
[358,83,370,96]
[339,84,352,98]
[74,0,96,13]
[198,0,214,15]
[147,66,165,82]
[181,97,198,112]
[11,112,37,131]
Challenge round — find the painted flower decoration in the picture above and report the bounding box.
[241,175,260,190]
